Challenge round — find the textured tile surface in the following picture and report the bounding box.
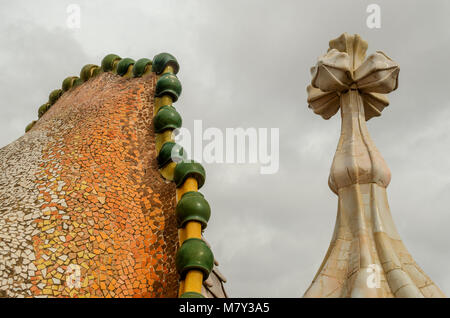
[0,72,179,297]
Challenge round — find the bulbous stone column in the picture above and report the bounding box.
[304,33,445,298]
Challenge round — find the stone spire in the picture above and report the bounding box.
[304,33,445,298]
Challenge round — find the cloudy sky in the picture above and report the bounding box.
[1,0,449,297]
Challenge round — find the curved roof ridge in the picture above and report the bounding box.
[25,53,179,133]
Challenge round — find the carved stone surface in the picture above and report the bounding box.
[304,33,445,298]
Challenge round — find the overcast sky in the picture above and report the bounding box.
[1,0,449,297]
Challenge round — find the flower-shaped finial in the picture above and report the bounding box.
[307,33,399,120]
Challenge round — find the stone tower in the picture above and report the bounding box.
[304,33,445,298]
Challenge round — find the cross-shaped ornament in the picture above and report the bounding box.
[307,33,400,194]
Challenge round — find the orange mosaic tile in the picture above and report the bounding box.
[0,71,178,297]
